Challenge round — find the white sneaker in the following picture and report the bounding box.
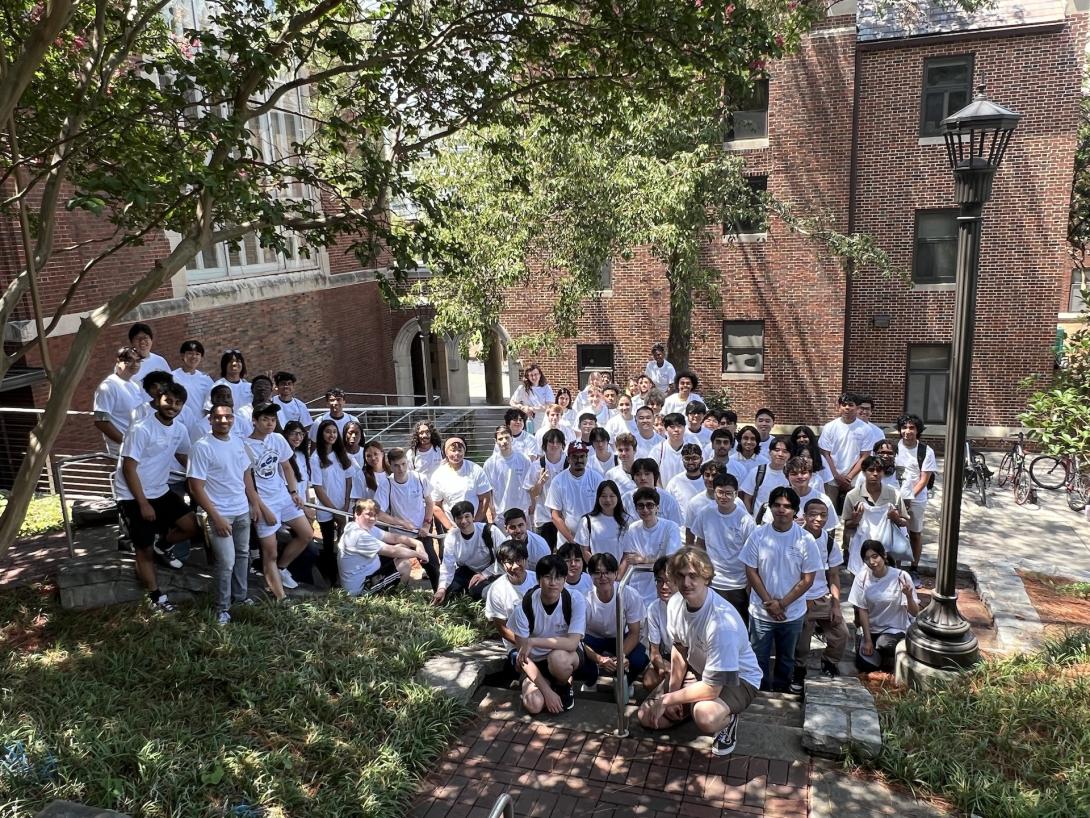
[278,567,299,589]
[216,610,231,626]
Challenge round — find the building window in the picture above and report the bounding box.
[1071,269,1086,313]
[724,176,769,236]
[577,344,614,389]
[913,209,958,285]
[722,320,765,374]
[724,79,769,142]
[906,344,950,424]
[598,258,612,291]
[919,55,973,137]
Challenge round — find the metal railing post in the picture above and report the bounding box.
[614,564,652,737]
[487,793,515,818]
[55,457,74,557]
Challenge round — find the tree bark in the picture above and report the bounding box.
[666,264,692,373]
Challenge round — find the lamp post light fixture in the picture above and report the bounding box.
[905,86,1021,671]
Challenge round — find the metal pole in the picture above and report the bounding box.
[56,458,74,557]
[613,564,651,736]
[905,196,986,670]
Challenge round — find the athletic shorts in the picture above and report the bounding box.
[905,500,926,534]
[255,497,306,539]
[118,492,191,549]
[509,644,594,684]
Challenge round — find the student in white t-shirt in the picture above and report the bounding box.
[685,460,722,535]
[856,396,888,457]
[581,553,649,693]
[642,556,676,693]
[114,383,198,613]
[605,433,638,494]
[651,413,688,487]
[740,437,791,514]
[127,322,172,387]
[754,408,776,456]
[273,371,312,429]
[501,507,552,569]
[188,403,266,624]
[788,425,836,491]
[785,457,840,533]
[666,443,705,526]
[818,393,870,509]
[740,487,822,693]
[633,406,665,457]
[575,479,631,563]
[430,436,494,529]
[691,472,756,624]
[432,501,506,605]
[385,446,439,590]
[244,403,313,601]
[558,540,594,596]
[508,554,589,715]
[409,421,444,480]
[644,343,676,394]
[235,374,273,434]
[485,426,533,517]
[312,419,354,586]
[849,540,921,672]
[894,413,937,583]
[852,438,899,492]
[509,363,555,422]
[638,548,762,757]
[624,458,684,526]
[624,487,682,604]
[338,499,428,596]
[172,339,214,435]
[792,498,848,691]
[524,428,567,549]
[605,394,637,441]
[662,371,703,416]
[213,350,252,412]
[631,374,654,410]
[534,404,572,453]
[703,428,734,471]
[730,425,770,484]
[587,427,618,474]
[93,346,145,455]
[545,442,603,545]
[485,540,538,651]
[307,387,358,442]
[504,408,540,461]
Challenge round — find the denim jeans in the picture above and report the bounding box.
[209,512,251,612]
[748,615,805,692]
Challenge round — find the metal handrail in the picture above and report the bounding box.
[487,793,514,818]
[54,452,119,557]
[303,391,441,408]
[302,501,440,541]
[614,563,653,737]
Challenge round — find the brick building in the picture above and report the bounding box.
[502,0,1088,437]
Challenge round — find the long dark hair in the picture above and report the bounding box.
[789,425,823,471]
[280,420,310,482]
[316,419,351,470]
[409,421,441,453]
[219,350,246,381]
[363,440,388,492]
[585,479,628,532]
[736,425,760,456]
[342,420,363,454]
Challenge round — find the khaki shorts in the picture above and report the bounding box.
[719,678,759,715]
[906,500,926,534]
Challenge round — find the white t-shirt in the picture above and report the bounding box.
[523,454,567,526]
[584,584,646,639]
[507,431,539,461]
[566,572,594,596]
[545,469,604,543]
[622,489,683,527]
[818,418,869,475]
[588,450,619,475]
[651,440,686,487]
[860,422,887,454]
[644,359,676,393]
[647,597,672,657]
[667,591,763,690]
[134,352,172,385]
[576,514,631,562]
[172,367,214,428]
[634,431,665,458]
[315,457,351,522]
[410,445,444,480]
[606,414,637,441]
[740,464,788,510]
[691,503,756,591]
[740,523,823,622]
[485,572,538,651]
[113,414,190,501]
[508,587,588,659]
[388,472,430,529]
[430,460,492,515]
[605,465,637,494]
[273,395,312,427]
[337,521,383,595]
[806,530,844,600]
[685,492,716,529]
[534,424,572,453]
[93,373,144,454]
[515,532,553,569]
[662,392,703,416]
[351,470,392,508]
[625,518,682,603]
[243,433,295,509]
[666,472,704,514]
[212,378,252,411]
[485,450,533,517]
[848,567,919,634]
[793,488,840,532]
[295,450,318,503]
[188,434,251,517]
[511,384,555,413]
[729,451,770,484]
[896,441,937,503]
[438,523,506,586]
[308,411,358,441]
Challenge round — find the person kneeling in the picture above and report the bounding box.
[581,553,649,699]
[338,499,428,596]
[638,548,763,757]
[507,554,589,715]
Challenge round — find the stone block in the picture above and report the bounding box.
[416,642,509,705]
[894,641,965,691]
[35,801,129,817]
[802,705,848,757]
[847,708,882,758]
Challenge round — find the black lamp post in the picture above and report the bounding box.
[905,87,1021,670]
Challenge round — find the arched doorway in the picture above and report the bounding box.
[392,318,471,406]
[468,325,517,405]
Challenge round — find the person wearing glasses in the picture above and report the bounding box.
[623,486,682,605]
[581,553,648,699]
[127,322,172,387]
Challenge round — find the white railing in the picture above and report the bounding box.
[614,564,653,737]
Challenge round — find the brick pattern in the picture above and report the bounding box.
[409,719,810,818]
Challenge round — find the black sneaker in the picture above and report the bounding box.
[147,593,177,614]
[153,539,183,569]
[789,668,805,694]
[558,683,575,711]
[821,660,840,678]
[712,714,739,756]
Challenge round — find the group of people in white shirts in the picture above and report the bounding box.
[93,327,934,755]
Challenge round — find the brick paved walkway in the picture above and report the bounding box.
[409,718,809,818]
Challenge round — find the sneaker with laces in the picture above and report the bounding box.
[148,594,177,613]
[216,610,231,626]
[712,714,739,756]
[820,660,840,678]
[153,539,184,569]
[789,668,805,695]
[558,683,575,711]
[278,567,299,589]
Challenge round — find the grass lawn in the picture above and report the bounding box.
[0,495,65,538]
[873,630,1090,818]
[0,584,485,817]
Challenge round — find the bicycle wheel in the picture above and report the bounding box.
[1015,470,1032,505]
[1068,473,1090,512]
[973,458,988,506]
[996,452,1014,488]
[1030,455,1067,490]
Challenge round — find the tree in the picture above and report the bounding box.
[0,0,844,554]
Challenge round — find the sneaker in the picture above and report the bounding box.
[216,610,231,626]
[789,668,806,695]
[580,682,597,693]
[233,598,256,608]
[558,683,575,711]
[712,714,739,756]
[153,539,183,569]
[820,660,840,679]
[278,567,299,590]
[148,594,177,614]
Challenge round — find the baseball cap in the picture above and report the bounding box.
[567,441,590,455]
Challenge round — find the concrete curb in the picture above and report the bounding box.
[415,641,509,705]
[971,558,1045,654]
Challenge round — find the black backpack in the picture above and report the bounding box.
[522,587,573,633]
[916,445,936,491]
[753,464,767,493]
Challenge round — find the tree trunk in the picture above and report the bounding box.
[666,267,692,372]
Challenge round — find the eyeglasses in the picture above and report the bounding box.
[635,502,657,510]
[655,577,672,585]
[591,571,615,577]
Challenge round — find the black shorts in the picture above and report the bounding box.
[118,492,192,549]
[363,555,401,595]
[509,644,594,684]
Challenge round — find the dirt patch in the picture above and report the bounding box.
[916,576,999,655]
[1017,570,1090,638]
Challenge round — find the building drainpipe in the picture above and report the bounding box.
[842,29,863,393]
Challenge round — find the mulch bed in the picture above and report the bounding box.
[1018,570,1090,638]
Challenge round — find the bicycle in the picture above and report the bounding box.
[996,432,1026,489]
[1028,450,1090,511]
[962,442,989,506]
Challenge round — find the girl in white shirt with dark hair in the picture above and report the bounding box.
[510,363,555,422]
[849,539,921,672]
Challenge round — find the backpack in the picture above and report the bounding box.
[482,524,496,562]
[916,444,936,491]
[522,587,573,633]
[753,464,767,493]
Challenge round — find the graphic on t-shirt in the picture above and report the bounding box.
[253,447,281,480]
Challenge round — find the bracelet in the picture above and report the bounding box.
[290,489,298,495]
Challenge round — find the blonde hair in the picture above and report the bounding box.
[353,499,379,516]
[668,547,715,584]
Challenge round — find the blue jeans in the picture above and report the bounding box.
[748,615,805,692]
[209,512,251,612]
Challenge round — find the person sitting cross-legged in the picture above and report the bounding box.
[507,554,590,715]
[638,547,763,757]
[581,553,649,699]
[338,499,429,596]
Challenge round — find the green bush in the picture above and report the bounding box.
[0,495,65,538]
